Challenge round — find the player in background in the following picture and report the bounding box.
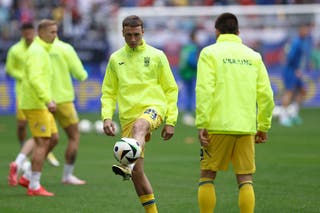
[178,28,199,126]
[9,37,88,187]
[101,15,178,213]
[49,37,88,185]
[279,24,312,127]
[195,13,274,213]
[5,22,60,172]
[19,19,59,196]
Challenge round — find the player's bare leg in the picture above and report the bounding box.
[280,90,294,126]
[17,119,28,146]
[62,123,85,185]
[28,136,54,196]
[131,119,158,212]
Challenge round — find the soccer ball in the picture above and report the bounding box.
[78,119,92,133]
[93,120,104,134]
[113,138,141,165]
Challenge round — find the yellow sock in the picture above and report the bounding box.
[139,194,158,213]
[238,181,255,213]
[198,178,216,213]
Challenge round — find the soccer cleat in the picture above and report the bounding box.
[112,165,132,181]
[62,175,86,185]
[18,176,30,188]
[47,152,60,167]
[279,118,293,127]
[8,162,18,186]
[291,116,303,125]
[27,186,54,196]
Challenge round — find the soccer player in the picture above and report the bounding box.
[279,24,312,127]
[19,19,59,196]
[178,28,199,126]
[49,37,88,185]
[101,15,178,213]
[195,13,274,213]
[10,37,88,187]
[5,23,60,171]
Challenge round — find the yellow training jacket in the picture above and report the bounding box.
[5,38,30,102]
[50,39,88,103]
[19,36,53,109]
[101,40,178,127]
[196,34,274,134]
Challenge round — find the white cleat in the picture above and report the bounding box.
[62,175,86,185]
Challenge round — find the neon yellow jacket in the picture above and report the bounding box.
[19,36,53,109]
[196,34,274,134]
[101,40,178,126]
[5,38,30,101]
[50,39,88,103]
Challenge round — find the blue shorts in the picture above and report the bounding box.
[283,68,304,90]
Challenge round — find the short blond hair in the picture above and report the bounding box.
[38,19,57,31]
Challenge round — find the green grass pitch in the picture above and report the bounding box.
[0,109,319,213]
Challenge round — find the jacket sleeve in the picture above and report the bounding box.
[195,48,216,129]
[5,48,24,80]
[65,44,88,81]
[101,58,118,121]
[159,52,178,126]
[256,59,275,132]
[27,51,51,104]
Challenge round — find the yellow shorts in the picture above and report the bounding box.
[200,134,256,174]
[16,100,26,120]
[55,102,79,128]
[122,108,163,158]
[16,108,26,121]
[23,109,58,137]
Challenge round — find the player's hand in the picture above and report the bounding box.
[198,129,209,146]
[103,119,116,136]
[161,125,174,141]
[47,101,56,113]
[255,131,268,143]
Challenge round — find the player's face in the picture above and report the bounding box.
[123,26,144,49]
[39,24,58,44]
[22,29,35,45]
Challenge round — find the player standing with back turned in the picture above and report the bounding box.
[196,13,274,213]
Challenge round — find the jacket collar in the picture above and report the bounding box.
[35,36,52,51]
[217,34,242,43]
[124,39,146,52]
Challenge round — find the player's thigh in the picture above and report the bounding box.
[23,109,57,137]
[200,134,236,172]
[122,108,162,138]
[55,102,79,128]
[232,135,255,174]
[139,108,162,131]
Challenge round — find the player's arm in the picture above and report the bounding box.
[27,52,51,104]
[101,58,118,122]
[5,49,24,80]
[195,48,215,129]
[66,44,88,81]
[158,52,178,126]
[256,58,275,132]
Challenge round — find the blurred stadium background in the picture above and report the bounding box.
[0,0,320,114]
[0,2,320,212]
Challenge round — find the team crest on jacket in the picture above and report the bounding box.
[144,57,150,67]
